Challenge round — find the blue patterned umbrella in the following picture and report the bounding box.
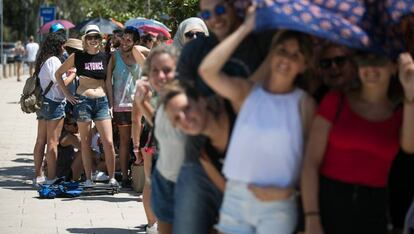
[253,0,414,57]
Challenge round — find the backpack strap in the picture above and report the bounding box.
[42,81,54,96]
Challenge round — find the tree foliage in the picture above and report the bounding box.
[2,0,200,42]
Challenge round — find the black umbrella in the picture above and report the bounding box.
[76,18,122,34]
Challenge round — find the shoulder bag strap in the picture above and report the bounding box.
[35,60,54,96]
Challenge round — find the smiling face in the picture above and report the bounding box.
[148,53,177,93]
[165,93,208,135]
[270,38,307,80]
[121,33,135,52]
[199,0,239,41]
[85,33,102,51]
[356,55,394,88]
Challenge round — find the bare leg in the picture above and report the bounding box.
[78,122,93,180]
[142,149,157,226]
[71,151,83,181]
[16,62,21,81]
[158,221,172,234]
[95,119,116,179]
[118,125,131,180]
[33,120,47,177]
[45,118,64,180]
[29,63,34,77]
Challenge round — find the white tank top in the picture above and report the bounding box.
[154,104,187,182]
[223,85,305,188]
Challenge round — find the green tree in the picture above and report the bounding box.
[2,0,201,42]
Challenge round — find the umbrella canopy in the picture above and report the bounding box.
[76,18,122,35]
[255,0,369,49]
[38,19,75,34]
[110,18,124,29]
[125,17,171,32]
[139,25,171,38]
[254,0,414,57]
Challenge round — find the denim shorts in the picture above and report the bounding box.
[150,168,175,223]
[74,95,111,122]
[216,180,297,234]
[36,97,66,121]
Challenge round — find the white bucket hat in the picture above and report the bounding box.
[84,25,101,36]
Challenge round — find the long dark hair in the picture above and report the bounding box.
[34,33,66,76]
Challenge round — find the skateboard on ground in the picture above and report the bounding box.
[79,183,120,195]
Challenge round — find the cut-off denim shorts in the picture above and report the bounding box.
[36,97,66,121]
[151,168,175,224]
[74,95,111,122]
[216,180,297,234]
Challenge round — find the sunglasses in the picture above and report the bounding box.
[199,4,226,21]
[319,56,348,69]
[184,31,206,39]
[85,35,101,41]
[354,56,390,67]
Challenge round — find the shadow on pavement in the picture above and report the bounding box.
[0,164,35,190]
[12,157,34,164]
[66,227,145,233]
[62,196,138,203]
[16,153,34,156]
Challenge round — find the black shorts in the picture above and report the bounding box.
[113,111,132,126]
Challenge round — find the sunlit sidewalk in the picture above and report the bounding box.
[0,75,147,234]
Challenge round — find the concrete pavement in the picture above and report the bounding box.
[0,75,147,234]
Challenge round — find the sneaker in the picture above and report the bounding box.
[33,176,46,187]
[146,222,158,234]
[44,177,58,185]
[92,171,110,182]
[108,178,120,188]
[81,179,94,187]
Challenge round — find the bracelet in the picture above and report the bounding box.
[133,145,140,153]
[304,211,320,217]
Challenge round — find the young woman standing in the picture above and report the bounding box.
[199,8,315,233]
[55,25,118,187]
[301,52,414,234]
[33,33,72,185]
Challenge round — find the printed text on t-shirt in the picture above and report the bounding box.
[85,62,104,71]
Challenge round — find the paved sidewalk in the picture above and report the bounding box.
[0,76,147,234]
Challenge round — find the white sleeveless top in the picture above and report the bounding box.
[154,104,187,182]
[223,85,305,188]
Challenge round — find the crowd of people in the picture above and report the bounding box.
[25,0,414,234]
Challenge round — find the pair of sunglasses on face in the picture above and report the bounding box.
[319,56,348,69]
[199,4,226,21]
[184,31,206,39]
[85,35,101,41]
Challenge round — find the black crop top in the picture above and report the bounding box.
[74,51,109,80]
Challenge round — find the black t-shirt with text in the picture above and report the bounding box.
[75,51,109,80]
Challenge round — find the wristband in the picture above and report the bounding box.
[304,211,320,217]
[133,145,140,153]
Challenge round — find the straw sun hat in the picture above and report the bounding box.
[64,38,83,51]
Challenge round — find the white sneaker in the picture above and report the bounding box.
[92,171,110,182]
[108,178,120,188]
[33,176,46,187]
[81,179,94,187]
[146,222,158,234]
[44,177,58,185]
